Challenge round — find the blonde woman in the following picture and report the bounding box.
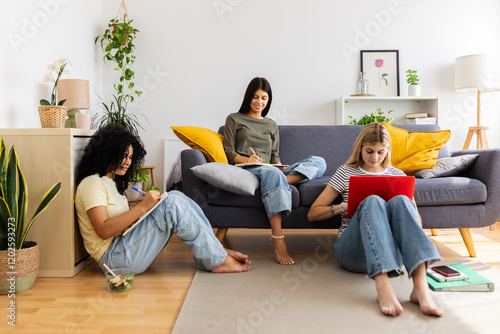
[308,122,442,317]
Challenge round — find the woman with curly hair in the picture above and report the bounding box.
[75,124,252,274]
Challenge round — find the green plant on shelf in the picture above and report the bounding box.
[348,108,395,125]
[129,166,159,192]
[406,69,420,85]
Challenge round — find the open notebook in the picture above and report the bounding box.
[346,176,415,217]
[122,192,168,237]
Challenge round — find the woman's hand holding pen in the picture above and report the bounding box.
[132,187,160,210]
[248,147,263,163]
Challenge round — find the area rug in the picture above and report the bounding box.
[172,260,498,334]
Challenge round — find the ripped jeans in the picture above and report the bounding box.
[246,155,326,218]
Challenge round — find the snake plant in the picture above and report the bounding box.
[0,136,61,251]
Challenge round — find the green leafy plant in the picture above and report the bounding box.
[348,108,395,125]
[129,166,159,192]
[93,94,144,136]
[406,69,420,85]
[94,6,144,135]
[0,136,62,250]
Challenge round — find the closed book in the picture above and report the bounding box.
[427,263,495,292]
[427,268,470,282]
[406,112,428,118]
[405,117,437,125]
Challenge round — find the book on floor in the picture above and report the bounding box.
[427,263,495,292]
[123,192,168,237]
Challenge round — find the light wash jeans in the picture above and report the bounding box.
[98,191,227,274]
[247,155,326,218]
[334,195,441,278]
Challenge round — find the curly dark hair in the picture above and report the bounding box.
[76,124,147,195]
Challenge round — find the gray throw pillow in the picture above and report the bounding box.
[190,162,260,195]
[414,154,478,179]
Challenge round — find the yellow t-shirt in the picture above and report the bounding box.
[75,174,129,261]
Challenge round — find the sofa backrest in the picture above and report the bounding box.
[218,124,450,176]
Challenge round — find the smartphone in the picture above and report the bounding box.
[431,265,461,277]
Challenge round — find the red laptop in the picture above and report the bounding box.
[346,176,416,218]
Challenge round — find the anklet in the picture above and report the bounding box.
[270,234,285,240]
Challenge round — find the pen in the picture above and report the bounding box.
[131,187,146,194]
[249,147,257,156]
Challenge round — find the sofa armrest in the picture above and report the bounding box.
[180,149,210,207]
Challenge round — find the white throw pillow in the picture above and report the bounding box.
[414,154,478,179]
[190,162,260,195]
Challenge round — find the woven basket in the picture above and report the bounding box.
[38,105,68,128]
[0,241,39,294]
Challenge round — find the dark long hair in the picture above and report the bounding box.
[76,124,147,195]
[237,77,273,117]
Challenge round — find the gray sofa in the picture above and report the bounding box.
[180,124,500,257]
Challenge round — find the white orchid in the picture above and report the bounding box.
[40,56,72,106]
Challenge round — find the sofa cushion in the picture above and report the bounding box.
[190,163,259,195]
[414,177,487,206]
[414,154,478,179]
[172,126,228,163]
[383,123,451,174]
[206,184,300,209]
[296,177,331,206]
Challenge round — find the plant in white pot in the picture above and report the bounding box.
[406,69,421,97]
[0,136,61,294]
[125,166,159,198]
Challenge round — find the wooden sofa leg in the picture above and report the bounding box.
[430,229,438,236]
[215,228,228,242]
[459,228,477,257]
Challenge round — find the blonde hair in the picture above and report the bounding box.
[346,122,392,168]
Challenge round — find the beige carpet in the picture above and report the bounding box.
[172,260,498,334]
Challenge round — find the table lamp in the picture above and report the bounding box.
[57,79,90,128]
[455,54,500,149]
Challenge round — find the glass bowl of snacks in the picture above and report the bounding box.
[104,267,134,293]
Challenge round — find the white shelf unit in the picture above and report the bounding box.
[335,96,439,125]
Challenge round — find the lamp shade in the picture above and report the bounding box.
[57,79,90,109]
[455,54,500,93]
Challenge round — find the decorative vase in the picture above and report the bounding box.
[65,109,80,128]
[356,72,369,95]
[0,241,39,294]
[125,182,143,198]
[38,105,68,128]
[408,85,421,97]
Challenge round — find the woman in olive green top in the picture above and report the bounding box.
[223,77,326,265]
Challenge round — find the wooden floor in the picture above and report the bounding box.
[2,224,500,333]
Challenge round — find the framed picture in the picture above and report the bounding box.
[360,50,400,96]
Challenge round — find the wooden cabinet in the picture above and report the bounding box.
[0,128,95,277]
[335,96,439,125]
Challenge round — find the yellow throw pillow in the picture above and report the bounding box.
[171,126,228,164]
[383,123,451,174]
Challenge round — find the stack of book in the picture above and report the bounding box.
[405,112,437,125]
[426,263,495,292]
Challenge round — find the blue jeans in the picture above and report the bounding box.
[247,156,326,218]
[334,195,441,278]
[98,191,227,274]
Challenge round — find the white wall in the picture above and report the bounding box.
[2,0,500,190]
[1,0,102,128]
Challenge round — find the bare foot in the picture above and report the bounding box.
[271,238,295,265]
[375,274,403,316]
[211,255,252,273]
[410,285,443,317]
[224,248,251,265]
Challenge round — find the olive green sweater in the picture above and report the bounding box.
[223,112,280,164]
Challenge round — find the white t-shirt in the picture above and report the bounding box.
[328,165,406,236]
[75,174,129,261]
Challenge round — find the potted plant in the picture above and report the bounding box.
[348,108,395,125]
[125,166,159,198]
[0,136,61,294]
[406,69,421,97]
[94,4,144,136]
[38,56,71,128]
